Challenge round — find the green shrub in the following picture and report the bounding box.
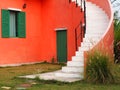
[114,19,120,63]
[86,51,114,84]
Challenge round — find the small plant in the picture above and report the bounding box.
[85,51,114,84]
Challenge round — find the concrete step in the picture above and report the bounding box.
[72,56,84,62]
[83,37,100,43]
[86,19,109,23]
[86,28,106,32]
[86,29,105,33]
[55,70,84,79]
[67,61,84,67]
[86,22,108,26]
[86,7,104,10]
[81,42,93,47]
[86,18,107,22]
[85,35,101,39]
[86,30,104,34]
[75,51,84,56]
[86,15,107,20]
[79,46,91,51]
[62,66,84,73]
[85,33,102,36]
[86,12,107,16]
[86,29,106,32]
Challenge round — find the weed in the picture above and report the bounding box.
[86,50,114,84]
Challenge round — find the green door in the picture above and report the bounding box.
[57,30,67,63]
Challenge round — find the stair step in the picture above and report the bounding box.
[86,30,104,34]
[83,37,100,43]
[67,61,84,67]
[86,12,106,16]
[86,25,106,27]
[72,56,84,62]
[85,33,102,36]
[55,70,84,79]
[86,15,107,20]
[85,35,101,39]
[62,66,84,73]
[86,30,105,34]
[81,42,93,47]
[87,7,104,10]
[87,19,109,23]
[86,23,108,26]
[79,46,91,51]
[86,31,105,34]
[75,51,84,56]
[86,18,108,21]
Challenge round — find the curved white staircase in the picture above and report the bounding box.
[20,0,113,82]
[54,0,109,80]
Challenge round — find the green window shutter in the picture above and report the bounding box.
[1,9,10,38]
[17,12,26,38]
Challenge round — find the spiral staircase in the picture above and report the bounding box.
[54,0,110,80]
[21,0,114,82]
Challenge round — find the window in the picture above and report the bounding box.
[1,9,26,38]
[10,11,17,37]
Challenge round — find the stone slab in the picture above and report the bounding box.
[19,70,82,83]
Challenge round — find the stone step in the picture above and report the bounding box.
[85,33,102,37]
[86,15,107,19]
[79,46,91,51]
[86,12,107,16]
[86,26,107,30]
[86,30,104,34]
[86,22,108,26]
[75,51,84,56]
[55,70,84,79]
[85,35,101,39]
[86,18,108,22]
[87,19,109,23]
[83,37,100,43]
[86,7,104,11]
[81,42,93,47]
[67,61,84,67]
[86,30,105,34]
[62,66,84,73]
[72,56,84,62]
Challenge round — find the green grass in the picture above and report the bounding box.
[0,63,120,90]
[28,82,120,90]
[0,63,61,89]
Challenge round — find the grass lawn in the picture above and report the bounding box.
[0,63,120,90]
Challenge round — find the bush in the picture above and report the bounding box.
[85,51,114,84]
[114,19,120,63]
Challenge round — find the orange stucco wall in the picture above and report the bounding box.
[40,0,83,61]
[0,0,83,65]
[0,0,42,65]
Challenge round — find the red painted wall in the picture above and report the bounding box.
[40,0,83,61]
[0,0,83,66]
